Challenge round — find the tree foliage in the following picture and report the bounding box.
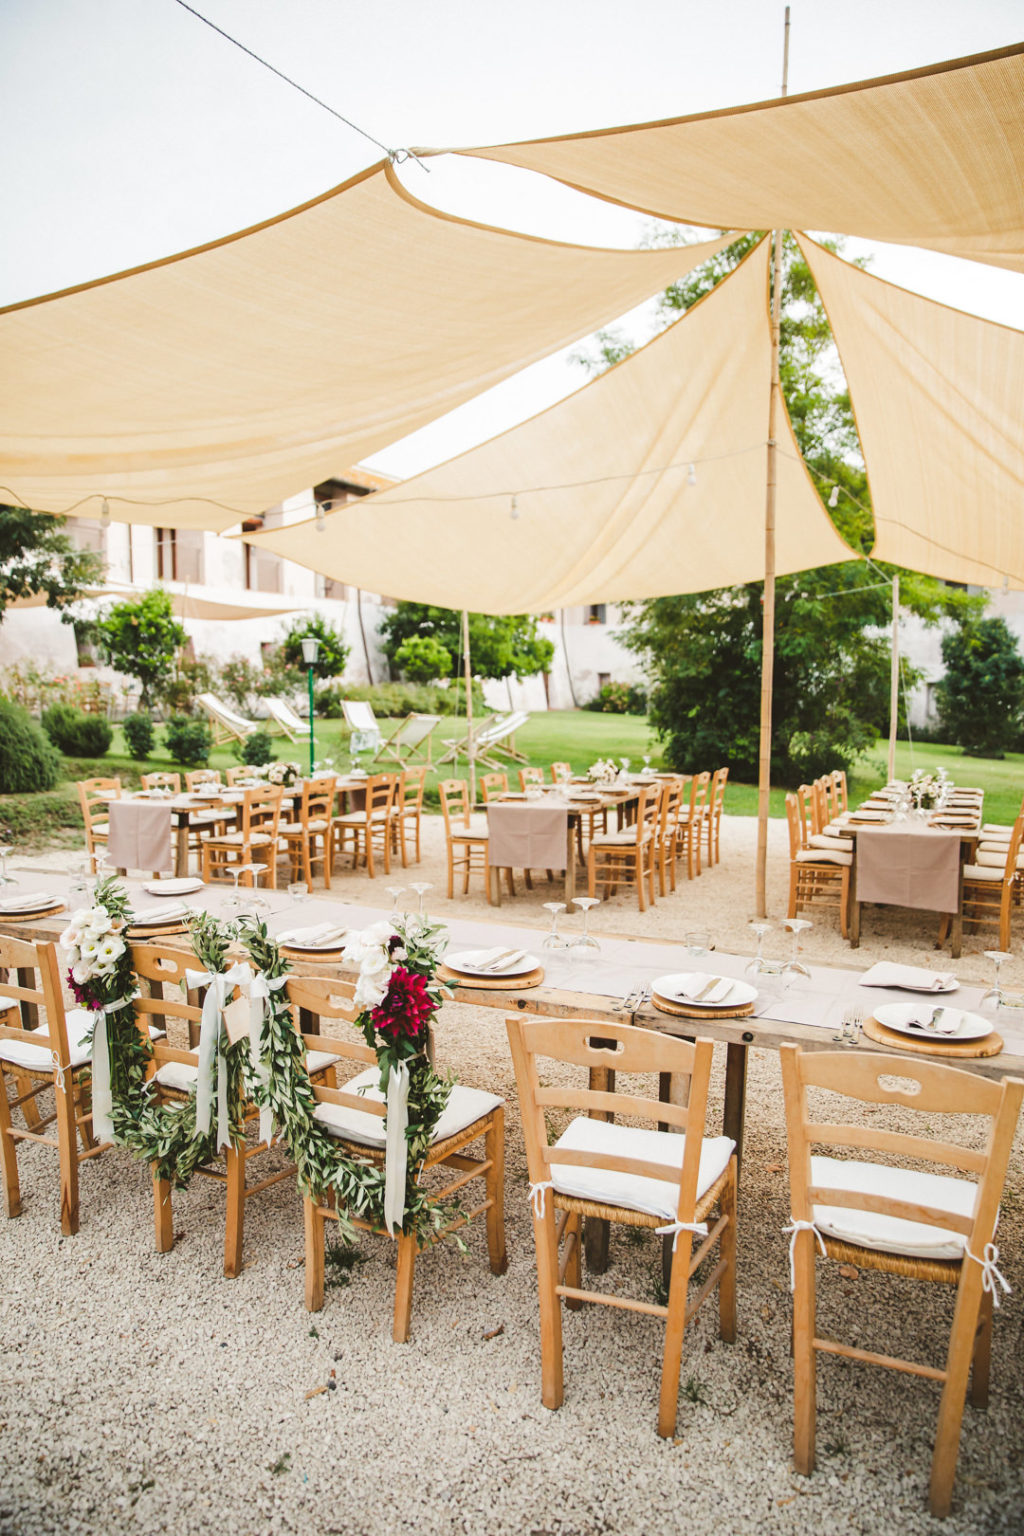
[379,603,554,682]
[394,633,452,683]
[96,588,187,709]
[936,616,1024,758]
[280,613,349,681]
[0,506,104,623]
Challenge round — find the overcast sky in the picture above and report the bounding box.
[4,0,1022,478]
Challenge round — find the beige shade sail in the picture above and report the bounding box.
[7,582,302,620]
[796,234,1024,589]
[456,45,1024,273]
[244,240,855,613]
[0,163,734,531]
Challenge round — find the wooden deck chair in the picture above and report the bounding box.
[341,699,382,754]
[197,692,259,746]
[264,697,312,743]
[289,974,507,1341]
[507,1015,737,1437]
[372,712,442,767]
[0,935,109,1235]
[780,1044,1024,1519]
[77,776,120,874]
[477,710,531,766]
[785,792,851,938]
[131,945,339,1277]
[437,714,501,767]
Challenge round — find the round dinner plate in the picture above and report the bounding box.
[652,972,758,1009]
[873,1003,992,1042]
[0,893,60,914]
[446,949,540,978]
[144,877,205,896]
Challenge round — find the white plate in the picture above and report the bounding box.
[281,938,347,952]
[874,1003,992,1042]
[0,892,59,914]
[446,948,539,978]
[143,877,205,896]
[652,972,758,1009]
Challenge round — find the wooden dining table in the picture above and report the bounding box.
[487,781,644,904]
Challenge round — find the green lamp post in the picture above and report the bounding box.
[300,635,320,776]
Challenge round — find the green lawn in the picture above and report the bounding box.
[2,711,1021,849]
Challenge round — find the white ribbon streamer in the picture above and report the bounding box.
[88,995,134,1143]
[383,1061,411,1237]
[656,1218,709,1253]
[965,1241,1011,1308]
[243,970,286,1147]
[528,1180,555,1218]
[186,963,249,1151]
[783,1218,828,1291]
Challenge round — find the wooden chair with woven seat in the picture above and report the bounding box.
[140,771,181,793]
[77,776,121,874]
[478,770,509,803]
[587,782,661,912]
[785,792,851,938]
[289,973,507,1341]
[518,765,545,792]
[185,769,223,792]
[0,935,109,1235]
[131,944,340,1278]
[391,764,428,867]
[550,761,573,785]
[333,773,397,879]
[806,778,853,852]
[144,769,235,863]
[438,778,510,902]
[939,813,1024,952]
[200,782,283,889]
[507,1014,737,1437]
[830,768,849,818]
[278,774,336,891]
[704,766,729,868]
[780,1043,1024,1519]
[674,770,710,880]
[654,775,685,896]
[225,764,265,786]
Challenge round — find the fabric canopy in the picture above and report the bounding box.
[8,583,302,620]
[797,234,1024,589]
[0,163,733,530]
[244,240,854,612]
[455,45,1024,273]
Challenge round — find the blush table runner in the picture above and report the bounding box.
[106,800,173,875]
[856,823,962,914]
[487,803,569,870]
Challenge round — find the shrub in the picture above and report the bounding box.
[319,679,486,719]
[41,703,113,756]
[394,635,452,683]
[122,712,156,759]
[584,681,648,715]
[233,729,275,766]
[0,698,62,793]
[164,715,212,768]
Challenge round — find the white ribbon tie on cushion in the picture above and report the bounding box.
[383,1061,411,1237]
[966,1242,1011,1308]
[186,963,250,1151]
[783,1218,828,1290]
[243,969,286,1146]
[656,1218,709,1253]
[528,1180,555,1218]
[90,994,136,1142]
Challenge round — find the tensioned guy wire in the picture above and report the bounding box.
[169,0,427,168]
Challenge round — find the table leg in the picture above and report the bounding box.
[564,822,576,905]
[849,858,861,948]
[583,1060,616,1274]
[174,816,190,878]
[723,1043,748,1172]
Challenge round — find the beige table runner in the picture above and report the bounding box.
[107,800,173,874]
[487,803,568,870]
[856,823,962,913]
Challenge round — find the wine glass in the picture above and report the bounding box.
[240,862,269,918]
[981,950,1013,1007]
[642,753,652,774]
[0,844,16,887]
[410,881,432,916]
[569,896,601,956]
[386,885,407,919]
[782,918,813,981]
[745,921,772,975]
[541,901,567,949]
[222,864,247,918]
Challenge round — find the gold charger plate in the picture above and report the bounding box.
[0,901,66,924]
[438,963,544,991]
[863,1014,1003,1059]
[652,991,756,1020]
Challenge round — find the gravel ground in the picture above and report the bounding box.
[2,815,1023,1535]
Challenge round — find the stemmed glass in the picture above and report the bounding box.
[745,921,772,975]
[386,885,407,920]
[569,896,601,957]
[782,918,813,981]
[222,864,247,919]
[642,753,652,774]
[410,881,432,916]
[238,862,270,919]
[541,901,567,949]
[287,880,310,907]
[981,950,1014,1007]
[0,844,16,887]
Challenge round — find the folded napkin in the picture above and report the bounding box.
[277,922,347,947]
[860,962,956,992]
[901,1005,961,1036]
[849,808,890,821]
[129,902,190,925]
[0,890,57,912]
[673,975,734,1005]
[462,947,527,973]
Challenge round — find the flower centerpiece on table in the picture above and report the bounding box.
[266,760,302,788]
[908,766,948,811]
[587,757,618,785]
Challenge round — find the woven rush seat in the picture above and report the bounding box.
[591,827,654,846]
[279,818,330,834]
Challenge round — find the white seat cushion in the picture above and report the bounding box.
[157,1047,338,1094]
[451,829,488,842]
[811,1155,977,1261]
[963,863,1005,882]
[982,824,1013,836]
[592,830,652,846]
[90,822,110,838]
[809,833,853,851]
[337,810,391,825]
[549,1116,734,1222]
[0,1007,95,1072]
[796,847,852,867]
[313,1066,501,1148]
[279,819,330,834]
[306,1049,340,1077]
[208,831,273,846]
[190,809,227,825]
[975,849,1023,869]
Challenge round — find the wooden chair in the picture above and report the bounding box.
[587,783,660,912]
[290,974,506,1341]
[704,766,729,867]
[675,770,710,880]
[392,764,427,867]
[279,774,336,891]
[785,792,851,938]
[942,813,1024,951]
[780,1043,1024,1519]
[831,768,849,817]
[226,765,264,786]
[518,766,545,791]
[185,769,223,792]
[438,778,508,902]
[0,935,108,1234]
[655,775,685,896]
[333,773,396,879]
[507,1014,737,1437]
[131,945,339,1277]
[77,776,120,874]
[201,783,283,888]
[550,761,573,784]
[479,771,509,803]
[140,771,182,793]
[806,778,853,851]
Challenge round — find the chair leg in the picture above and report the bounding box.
[564,1212,583,1310]
[393,1233,417,1342]
[304,1198,326,1311]
[54,1068,80,1237]
[533,1207,565,1411]
[153,1166,174,1253]
[718,1160,738,1343]
[0,1069,22,1219]
[485,1109,508,1275]
[791,1230,818,1475]
[657,1231,693,1438]
[930,1272,987,1518]
[223,1143,245,1278]
[970,1289,993,1409]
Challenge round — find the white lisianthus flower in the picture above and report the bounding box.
[79,937,101,960]
[71,960,94,985]
[96,936,125,965]
[71,907,92,927]
[60,924,83,950]
[84,905,110,931]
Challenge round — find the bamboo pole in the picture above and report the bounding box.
[754,4,790,919]
[888,574,900,782]
[463,607,476,807]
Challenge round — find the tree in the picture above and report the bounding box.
[0,505,104,622]
[394,634,452,683]
[379,603,554,682]
[96,588,187,709]
[279,613,349,681]
[936,616,1024,758]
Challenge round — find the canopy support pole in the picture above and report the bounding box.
[463,608,476,808]
[888,574,900,782]
[754,4,790,920]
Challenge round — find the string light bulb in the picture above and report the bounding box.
[101,498,110,523]
[828,485,840,508]
[686,464,697,487]
[510,495,520,520]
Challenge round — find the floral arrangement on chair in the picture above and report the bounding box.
[908,767,948,811]
[587,757,619,784]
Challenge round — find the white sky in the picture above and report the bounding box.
[4,0,1023,480]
